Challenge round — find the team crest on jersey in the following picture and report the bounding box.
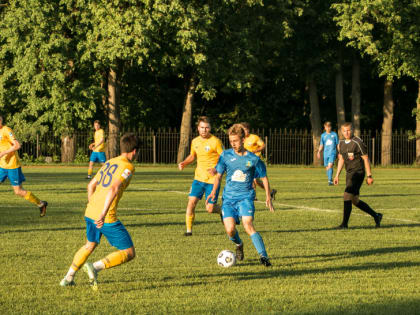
[121,169,132,179]
[204,145,210,152]
[246,161,252,167]
[232,170,247,182]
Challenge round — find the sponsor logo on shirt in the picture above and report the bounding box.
[348,152,354,160]
[326,139,333,146]
[204,145,210,152]
[231,170,247,182]
[121,169,132,179]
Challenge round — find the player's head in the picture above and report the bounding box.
[120,133,139,161]
[324,121,332,133]
[93,120,101,131]
[341,122,353,140]
[197,116,211,138]
[240,122,250,137]
[228,124,245,152]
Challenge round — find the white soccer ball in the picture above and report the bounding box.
[217,250,236,268]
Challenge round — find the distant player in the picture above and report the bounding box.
[241,122,277,200]
[60,133,138,290]
[178,116,224,236]
[334,122,382,228]
[0,115,47,216]
[317,121,339,185]
[207,124,274,267]
[87,120,106,179]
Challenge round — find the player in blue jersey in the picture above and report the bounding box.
[207,124,275,267]
[317,122,339,185]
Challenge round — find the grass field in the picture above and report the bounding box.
[1,165,420,314]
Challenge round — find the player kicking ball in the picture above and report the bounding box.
[0,115,47,216]
[60,133,138,290]
[207,124,274,267]
[317,121,338,185]
[178,116,224,236]
[334,122,382,228]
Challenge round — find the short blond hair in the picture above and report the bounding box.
[197,116,210,126]
[228,124,246,139]
[342,122,352,128]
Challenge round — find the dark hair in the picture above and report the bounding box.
[324,121,331,127]
[120,133,139,153]
[240,122,250,130]
[228,123,246,139]
[197,116,211,126]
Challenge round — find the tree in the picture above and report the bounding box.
[351,54,361,136]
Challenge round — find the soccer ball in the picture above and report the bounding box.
[217,250,236,268]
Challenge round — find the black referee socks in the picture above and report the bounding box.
[355,200,377,218]
[342,200,352,226]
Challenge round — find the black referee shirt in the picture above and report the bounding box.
[338,136,367,173]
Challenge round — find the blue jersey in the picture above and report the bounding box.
[215,149,267,200]
[320,132,338,156]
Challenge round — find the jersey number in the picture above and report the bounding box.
[98,163,118,187]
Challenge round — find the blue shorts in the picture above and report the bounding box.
[324,154,336,166]
[222,198,255,221]
[90,152,106,163]
[0,167,26,186]
[85,217,133,250]
[189,180,220,204]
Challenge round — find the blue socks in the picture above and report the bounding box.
[229,230,242,245]
[327,167,333,182]
[250,232,268,257]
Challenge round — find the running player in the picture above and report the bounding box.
[317,121,339,185]
[60,133,138,290]
[87,120,106,179]
[333,122,382,228]
[178,116,224,236]
[207,124,274,267]
[0,115,48,216]
[241,122,277,200]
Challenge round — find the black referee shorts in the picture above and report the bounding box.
[345,171,365,196]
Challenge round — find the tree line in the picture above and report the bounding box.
[0,0,419,165]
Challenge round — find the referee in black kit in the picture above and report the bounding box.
[333,122,383,228]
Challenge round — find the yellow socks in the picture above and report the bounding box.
[24,191,41,207]
[101,250,129,269]
[186,214,195,233]
[88,168,93,176]
[71,246,92,271]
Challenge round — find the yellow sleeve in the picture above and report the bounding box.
[216,139,224,155]
[190,139,196,156]
[256,136,264,147]
[5,127,17,143]
[119,164,134,184]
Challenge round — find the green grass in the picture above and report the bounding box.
[1,165,420,314]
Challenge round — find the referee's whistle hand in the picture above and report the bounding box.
[366,178,374,185]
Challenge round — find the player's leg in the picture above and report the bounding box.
[222,201,244,260]
[351,177,383,227]
[326,162,334,186]
[204,182,221,214]
[185,180,205,236]
[10,168,48,216]
[87,161,94,179]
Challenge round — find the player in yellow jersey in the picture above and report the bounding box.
[0,115,48,216]
[241,122,277,200]
[178,116,224,236]
[60,133,138,290]
[87,120,106,179]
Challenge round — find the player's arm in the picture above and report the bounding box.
[87,178,98,202]
[260,176,274,212]
[206,172,222,204]
[333,154,345,185]
[95,179,123,228]
[178,154,196,170]
[0,139,20,158]
[361,155,373,185]
[93,138,104,150]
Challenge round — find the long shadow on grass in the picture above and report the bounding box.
[283,193,420,201]
[200,261,420,281]
[0,226,84,234]
[273,223,420,234]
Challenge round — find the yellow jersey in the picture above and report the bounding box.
[84,155,134,223]
[190,135,223,184]
[244,134,264,157]
[0,126,21,169]
[94,129,105,152]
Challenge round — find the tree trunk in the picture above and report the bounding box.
[307,75,322,166]
[177,75,196,164]
[416,79,420,164]
[61,135,76,163]
[335,50,346,136]
[351,55,361,137]
[381,80,394,166]
[108,67,121,159]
